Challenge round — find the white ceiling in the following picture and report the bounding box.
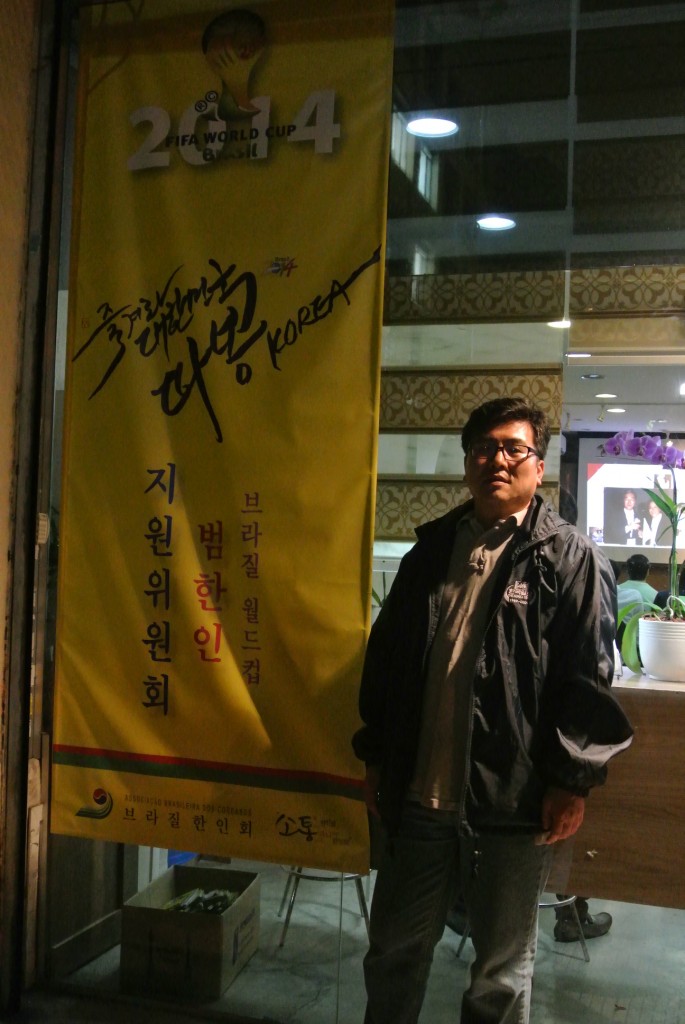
[382,322,685,436]
[563,359,685,435]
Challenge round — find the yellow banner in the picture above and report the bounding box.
[51,0,393,873]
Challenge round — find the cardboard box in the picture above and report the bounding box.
[120,864,259,1000]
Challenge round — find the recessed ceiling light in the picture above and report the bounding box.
[680,383,685,396]
[548,319,571,329]
[595,392,617,399]
[476,215,516,231]
[607,407,626,413]
[406,117,458,138]
[568,353,591,358]
[580,373,603,380]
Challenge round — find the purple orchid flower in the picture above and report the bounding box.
[651,443,679,468]
[625,434,661,459]
[599,430,634,457]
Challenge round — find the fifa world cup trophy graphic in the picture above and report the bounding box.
[202,9,267,120]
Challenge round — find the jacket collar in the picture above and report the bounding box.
[414,494,563,548]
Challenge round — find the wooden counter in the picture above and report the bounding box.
[555,674,685,909]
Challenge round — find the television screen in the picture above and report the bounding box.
[577,437,684,565]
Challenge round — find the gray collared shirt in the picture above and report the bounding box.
[409,506,527,812]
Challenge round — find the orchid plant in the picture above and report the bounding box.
[600,431,685,670]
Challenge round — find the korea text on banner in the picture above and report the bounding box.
[51,0,394,873]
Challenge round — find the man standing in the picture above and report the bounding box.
[353,397,633,1024]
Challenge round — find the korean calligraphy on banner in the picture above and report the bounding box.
[50,0,394,873]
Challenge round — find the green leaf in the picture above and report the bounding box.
[616,601,640,628]
[620,612,642,673]
[616,599,658,627]
[642,487,678,521]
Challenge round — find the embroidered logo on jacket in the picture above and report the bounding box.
[504,580,530,605]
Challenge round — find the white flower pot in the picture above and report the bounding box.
[638,617,685,682]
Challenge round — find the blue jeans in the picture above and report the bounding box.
[363,802,552,1024]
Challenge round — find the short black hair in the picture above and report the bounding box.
[461,397,552,459]
[626,554,650,580]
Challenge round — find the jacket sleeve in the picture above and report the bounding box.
[540,533,633,794]
[352,548,418,767]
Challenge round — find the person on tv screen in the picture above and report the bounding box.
[642,499,670,547]
[605,489,642,545]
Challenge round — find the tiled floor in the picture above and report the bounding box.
[17,858,685,1024]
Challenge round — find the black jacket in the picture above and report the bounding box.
[353,496,633,836]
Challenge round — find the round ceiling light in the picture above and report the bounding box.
[406,117,458,138]
[476,215,516,231]
[607,407,626,414]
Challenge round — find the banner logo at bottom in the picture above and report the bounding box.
[76,788,114,819]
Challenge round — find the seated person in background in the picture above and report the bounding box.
[554,896,613,943]
[617,554,658,605]
[655,564,685,609]
[613,557,645,646]
[615,585,643,648]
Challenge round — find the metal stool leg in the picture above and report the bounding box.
[540,894,591,963]
[569,899,591,963]
[455,922,471,958]
[277,865,297,919]
[278,867,303,947]
[277,868,371,947]
[354,874,370,936]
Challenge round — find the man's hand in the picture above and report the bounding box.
[363,765,381,818]
[539,786,585,844]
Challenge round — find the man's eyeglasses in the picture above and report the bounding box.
[468,440,541,463]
